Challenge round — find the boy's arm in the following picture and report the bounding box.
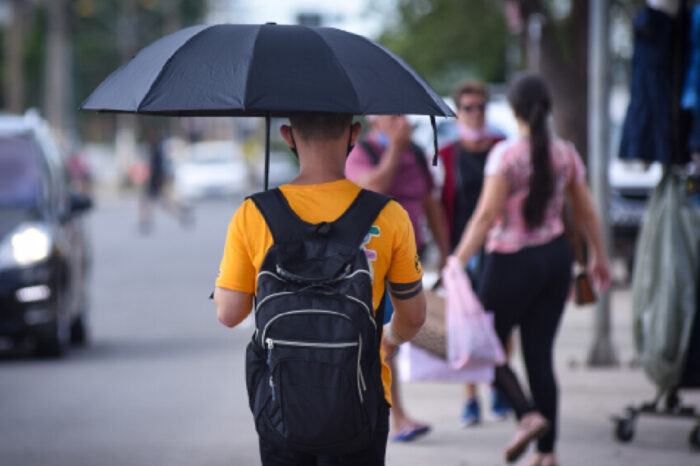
[215,287,253,328]
[382,284,426,357]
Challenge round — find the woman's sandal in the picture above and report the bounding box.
[504,412,551,463]
[524,453,560,466]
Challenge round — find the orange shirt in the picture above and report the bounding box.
[216,179,423,403]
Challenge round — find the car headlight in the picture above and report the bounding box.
[0,223,52,269]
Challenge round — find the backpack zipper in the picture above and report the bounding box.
[344,295,376,329]
[260,309,352,347]
[255,291,296,312]
[255,288,376,330]
[266,336,366,403]
[266,338,358,349]
[258,269,371,285]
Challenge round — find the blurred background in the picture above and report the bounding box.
[2,1,699,465]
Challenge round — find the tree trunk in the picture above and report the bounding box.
[519,0,590,159]
[44,0,70,133]
[4,0,28,114]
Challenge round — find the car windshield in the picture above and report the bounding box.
[0,135,42,207]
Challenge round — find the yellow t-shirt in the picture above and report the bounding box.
[216,179,423,404]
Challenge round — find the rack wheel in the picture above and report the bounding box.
[690,425,700,450]
[615,418,635,443]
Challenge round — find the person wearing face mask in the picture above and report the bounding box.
[346,114,450,442]
[437,80,510,427]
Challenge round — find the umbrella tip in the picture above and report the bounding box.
[265,22,277,25]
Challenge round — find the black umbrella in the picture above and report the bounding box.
[82,23,454,189]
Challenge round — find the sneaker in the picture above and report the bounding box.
[491,388,511,420]
[460,397,481,427]
[391,423,431,442]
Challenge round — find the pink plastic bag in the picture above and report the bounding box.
[442,256,506,369]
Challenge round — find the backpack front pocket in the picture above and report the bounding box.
[267,339,366,447]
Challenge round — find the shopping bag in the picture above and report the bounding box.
[442,256,506,369]
[398,341,494,383]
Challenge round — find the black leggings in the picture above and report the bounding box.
[478,235,572,453]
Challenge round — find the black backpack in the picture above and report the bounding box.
[245,187,391,454]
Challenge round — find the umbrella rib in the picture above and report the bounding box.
[136,26,212,113]
[309,28,362,114]
[242,24,265,112]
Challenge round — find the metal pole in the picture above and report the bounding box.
[587,0,618,366]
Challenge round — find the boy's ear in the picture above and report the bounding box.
[280,124,295,148]
[350,121,362,146]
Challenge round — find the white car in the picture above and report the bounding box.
[174,141,250,201]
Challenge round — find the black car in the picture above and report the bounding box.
[0,112,92,356]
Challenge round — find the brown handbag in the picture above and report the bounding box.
[562,204,596,305]
[409,288,447,359]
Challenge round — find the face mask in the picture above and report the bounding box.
[458,121,489,142]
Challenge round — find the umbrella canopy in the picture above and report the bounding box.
[82,23,454,188]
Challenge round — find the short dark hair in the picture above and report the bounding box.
[288,112,353,140]
[452,80,489,105]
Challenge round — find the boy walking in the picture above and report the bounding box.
[214,112,427,465]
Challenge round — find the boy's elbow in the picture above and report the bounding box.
[217,305,237,328]
[215,294,240,328]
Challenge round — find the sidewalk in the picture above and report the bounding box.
[386,284,700,466]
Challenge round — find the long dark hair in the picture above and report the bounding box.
[507,73,553,230]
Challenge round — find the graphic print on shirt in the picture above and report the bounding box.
[360,225,380,280]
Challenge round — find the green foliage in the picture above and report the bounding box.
[0,0,204,135]
[378,0,510,94]
[71,0,204,133]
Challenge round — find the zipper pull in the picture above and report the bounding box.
[266,338,274,365]
[269,375,276,402]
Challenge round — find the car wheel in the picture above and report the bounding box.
[35,316,70,357]
[70,313,89,345]
[35,288,70,357]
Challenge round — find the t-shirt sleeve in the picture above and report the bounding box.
[567,142,587,185]
[215,200,257,294]
[386,201,423,286]
[484,141,511,178]
[345,144,375,183]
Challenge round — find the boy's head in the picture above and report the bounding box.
[288,112,354,141]
[282,112,361,161]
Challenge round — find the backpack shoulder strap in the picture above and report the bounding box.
[331,189,392,249]
[358,139,381,166]
[248,188,306,243]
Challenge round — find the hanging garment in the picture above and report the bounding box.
[681,5,700,152]
[681,5,700,112]
[619,7,676,164]
[632,173,700,391]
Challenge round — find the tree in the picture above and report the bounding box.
[378,0,510,95]
[3,0,32,114]
[377,0,646,160]
[0,0,205,139]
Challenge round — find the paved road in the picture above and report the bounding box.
[1,195,260,466]
[1,194,699,466]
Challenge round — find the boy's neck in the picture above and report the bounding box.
[290,142,348,185]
